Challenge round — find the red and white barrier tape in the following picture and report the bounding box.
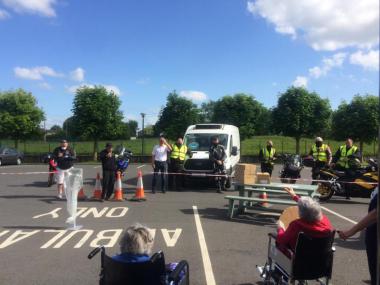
[0,170,377,185]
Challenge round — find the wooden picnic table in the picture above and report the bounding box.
[224,182,319,219]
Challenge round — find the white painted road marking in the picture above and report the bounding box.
[193,205,216,285]
[321,206,357,225]
[136,165,146,169]
[93,166,101,169]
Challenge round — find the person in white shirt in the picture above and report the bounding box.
[151,136,172,193]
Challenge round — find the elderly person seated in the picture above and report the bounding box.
[113,223,186,284]
[277,187,333,252]
[113,223,154,263]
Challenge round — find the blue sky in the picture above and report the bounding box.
[0,0,378,128]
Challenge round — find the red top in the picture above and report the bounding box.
[277,196,333,251]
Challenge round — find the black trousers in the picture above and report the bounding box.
[168,159,184,190]
[152,161,167,192]
[366,228,377,285]
[311,161,327,180]
[261,162,273,176]
[102,170,115,199]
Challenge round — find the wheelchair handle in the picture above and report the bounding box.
[88,246,104,259]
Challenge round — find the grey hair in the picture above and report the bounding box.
[298,197,322,223]
[119,224,154,255]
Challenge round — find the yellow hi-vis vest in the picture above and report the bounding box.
[262,147,275,163]
[170,144,187,161]
[337,145,358,168]
[311,144,328,162]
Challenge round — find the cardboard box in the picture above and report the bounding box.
[256,172,271,184]
[235,163,256,175]
[234,163,257,185]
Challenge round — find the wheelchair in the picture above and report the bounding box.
[88,246,189,285]
[257,231,336,285]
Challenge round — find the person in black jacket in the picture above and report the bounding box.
[99,142,117,201]
[209,136,227,193]
[53,139,76,199]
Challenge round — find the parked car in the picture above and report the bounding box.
[0,147,24,166]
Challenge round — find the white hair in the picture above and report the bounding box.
[298,197,322,222]
[119,223,154,255]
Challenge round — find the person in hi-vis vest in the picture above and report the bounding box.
[308,137,332,180]
[332,138,360,199]
[168,137,188,191]
[259,140,276,176]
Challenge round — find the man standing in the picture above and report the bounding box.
[151,137,172,193]
[209,136,227,193]
[169,137,188,191]
[259,140,276,176]
[309,137,332,180]
[99,143,117,201]
[53,139,76,199]
[332,138,360,199]
[332,138,359,170]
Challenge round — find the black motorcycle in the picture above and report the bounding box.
[317,158,378,201]
[280,154,303,184]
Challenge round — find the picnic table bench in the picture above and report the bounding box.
[224,182,319,219]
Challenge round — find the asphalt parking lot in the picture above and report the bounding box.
[0,163,372,285]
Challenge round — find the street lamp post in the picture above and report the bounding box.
[140,113,146,155]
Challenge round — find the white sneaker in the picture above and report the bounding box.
[57,193,63,200]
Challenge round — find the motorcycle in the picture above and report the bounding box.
[43,153,57,187]
[280,154,303,184]
[115,146,133,177]
[317,158,378,201]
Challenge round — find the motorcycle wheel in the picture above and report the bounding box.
[317,183,334,201]
[47,173,54,187]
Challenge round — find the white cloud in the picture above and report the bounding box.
[247,0,379,51]
[67,84,121,96]
[179,90,207,102]
[14,66,63,80]
[292,76,308,88]
[38,82,52,90]
[70,67,85,82]
[308,52,346,78]
[0,9,10,19]
[350,50,379,71]
[2,0,57,17]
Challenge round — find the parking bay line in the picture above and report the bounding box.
[193,205,216,285]
[321,206,357,225]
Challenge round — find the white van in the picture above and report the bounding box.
[183,124,240,187]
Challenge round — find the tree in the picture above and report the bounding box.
[199,101,216,123]
[332,95,379,154]
[154,91,201,139]
[255,108,273,135]
[272,87,332,154]
[0,89,45,148]
[71,86,124,160]
[120,120,139,139]
[211,93,267,139]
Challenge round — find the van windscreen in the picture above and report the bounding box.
[184,134,228,151]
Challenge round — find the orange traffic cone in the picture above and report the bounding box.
[112,172,124,201]
[77,187,87,201]
[259,191,269,208]
[130,170,146,202]
[92,173,103,200]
